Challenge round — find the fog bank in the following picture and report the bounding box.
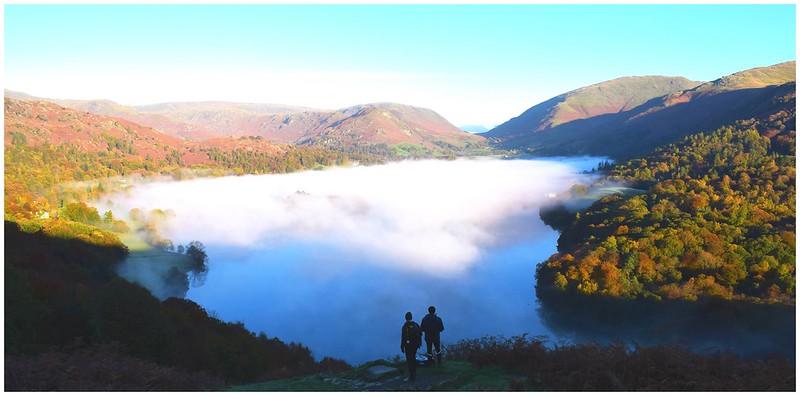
[99,158,593,274]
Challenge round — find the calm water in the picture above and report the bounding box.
[185,158,601,363]
[102,157,600,363]
[101,156,794,363]
[186,213,561,363]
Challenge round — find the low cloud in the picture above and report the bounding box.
[99,158,593,275]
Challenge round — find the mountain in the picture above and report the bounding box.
[5,91,485,156]
[3,98,201,163]
[484,76,701,140]
[294,103,486,154]
[127,101,319,140]
[460,124,490,133]
[4,97,373,221]
[3,97,304,166]
[487,61,796,159]
[3,91,318,141]
[694,60,796,91]
[537,93,795,303]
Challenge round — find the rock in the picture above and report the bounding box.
[366,365,398,379]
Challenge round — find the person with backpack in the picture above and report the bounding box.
[400,311,421,382]
[420,306,445,365]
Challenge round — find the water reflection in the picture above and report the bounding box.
[186,209,560,363]
[537,283,795,359]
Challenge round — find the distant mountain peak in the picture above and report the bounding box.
[460,125,490,134]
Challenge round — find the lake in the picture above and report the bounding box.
[98,157,794,363]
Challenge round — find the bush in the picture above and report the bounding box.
[5,344,224,391]
[447,335,795,391]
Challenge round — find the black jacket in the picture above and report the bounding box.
[420,313,444,338]
[401,320,421,352]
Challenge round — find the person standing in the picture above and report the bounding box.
[420,306,445,365]
[400,311,421,382]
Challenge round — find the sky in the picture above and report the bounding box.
[4,4,796,127]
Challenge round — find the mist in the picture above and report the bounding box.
[99,158,594,275]
[96,157,612,362]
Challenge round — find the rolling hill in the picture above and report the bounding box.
[4,97,373,221]
[4,98,203,164]
[3,98,291,166]
[294,103,486,154]
[3,91,317,141]
[5,91,486,156]
[486,61,796,160]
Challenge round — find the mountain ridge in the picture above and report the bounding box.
[4,91,484,156]
[484,75,702,140]
[486,61,796,159]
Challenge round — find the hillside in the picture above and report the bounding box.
[118,101,318,141]
[694,60,796,91]
[630,61,797,119]
[484,76,701,140]
[3,91,317,141]
[536,97,795,303]
[5,92,487,157]
[297,103,486,155]
[4,220,342,390]
[4,98,193,162]
[3,98,336,168]
[489,61,796,160]
[3,98,370,221]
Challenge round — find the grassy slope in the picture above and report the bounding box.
[119,232,194,276]
[697,60,795,91]
[485,76,700,138]
[231,359,522,391]
[489,61,795,160]
[551,76,702,127]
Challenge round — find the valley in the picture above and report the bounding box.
[4,58,796,391]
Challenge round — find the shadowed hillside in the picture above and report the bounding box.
[488,61,796,160]
[4,220,347,390]
[484,76,701,140]
[502,82,795,159]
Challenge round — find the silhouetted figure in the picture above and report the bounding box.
[420,306,445,365]
[400,311,421,382]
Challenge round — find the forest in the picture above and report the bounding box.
[4,137,375,223]
[537,96,796,304]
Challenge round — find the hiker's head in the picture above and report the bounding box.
[428,306,436,314]
[405,312,412,321]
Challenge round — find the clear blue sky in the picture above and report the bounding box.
[4,4,796,126]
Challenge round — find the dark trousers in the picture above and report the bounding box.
[404,348,417,380]
[425,335,441,363]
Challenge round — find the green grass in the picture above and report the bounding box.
[118,232,151,252]
[425,361,520,391]
[390,143,433,158]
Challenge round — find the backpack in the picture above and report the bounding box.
[403,322,421,348]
